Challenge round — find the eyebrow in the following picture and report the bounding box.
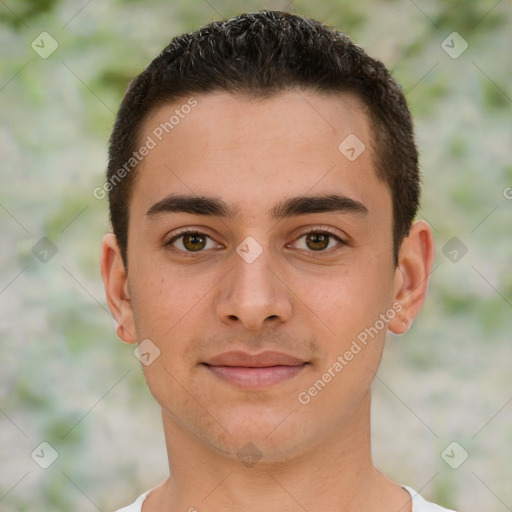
[145,192,368,221]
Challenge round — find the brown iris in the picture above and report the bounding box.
[305,232,330,251]
[182,233,207,251]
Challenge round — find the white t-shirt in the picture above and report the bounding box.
[114,485,456,511]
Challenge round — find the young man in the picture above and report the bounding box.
[100,10,455,512]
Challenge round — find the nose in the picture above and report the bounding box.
[215,238,293,331]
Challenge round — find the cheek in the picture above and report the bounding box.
[296,268,391,419]
[129,260,207,339]
[313,261,394,375]
[299,261,392,340]
[298,261,394,403]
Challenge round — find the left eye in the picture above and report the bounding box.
[291,231,344,252]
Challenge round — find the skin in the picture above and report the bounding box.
[101,90,434,512]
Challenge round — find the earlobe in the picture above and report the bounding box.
[100,233,137,344]
[388,220,435,335]
[115,321,132,342]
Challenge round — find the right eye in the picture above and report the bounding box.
[165,229,221,255]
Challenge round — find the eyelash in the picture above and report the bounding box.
[164,226,347,258]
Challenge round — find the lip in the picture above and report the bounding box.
[202,351,309,389]
[204,350,307,367]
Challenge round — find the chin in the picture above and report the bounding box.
[208,407,312,462]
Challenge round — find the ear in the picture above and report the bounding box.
[100,233,137,344]
[389,220,435,335]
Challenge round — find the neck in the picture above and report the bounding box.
[145,390,411,512]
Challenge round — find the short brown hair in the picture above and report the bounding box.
[107,10,420,269]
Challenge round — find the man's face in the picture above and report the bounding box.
[121,91,401,460]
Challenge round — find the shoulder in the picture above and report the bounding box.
[113,489,151,512]
[402,486,457,512]
[116,484,455,512]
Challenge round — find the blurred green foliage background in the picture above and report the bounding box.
[1,0,511,510]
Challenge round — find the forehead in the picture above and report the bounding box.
[130,90,389,222]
